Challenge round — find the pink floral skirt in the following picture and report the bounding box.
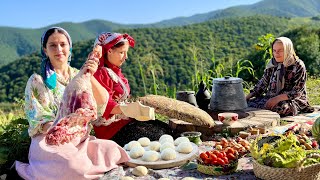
[15,134,129,180]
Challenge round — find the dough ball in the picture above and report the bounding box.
[177,142,193,154]
[160,142,175,152]
[158,178,170,180]
[138,137,150,147]
[174,137,190,146]
[159,137,174,145]
[120,176,134,180]
[142,150,159,162]
[127,141,141,151]
[181,177,196,180]
[148,141,161,152]
[132,166,148,176]
[159,134,174,142]
[129,146,145,159]
[160,148,176,160]
[123,144,129,151]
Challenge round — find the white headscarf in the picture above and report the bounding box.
[266,37,298,93]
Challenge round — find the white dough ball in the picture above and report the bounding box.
[142,150,159,162]
[120,176,134,180]
[148,141,161,152]
[177,142,193,154]
[181,177,196,180]
[129,146,145,159]
[160,142,175,152]
[132,166,148,176]
[127,141,142,151]
[160,148,176,160]
[159,137,174,145]
[138,137,150,147]
[159,134,174,142]
[123,144,129,151]
[174,137,190,146]
[158,178,170,180]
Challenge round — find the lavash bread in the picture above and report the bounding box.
[139,95,215,127]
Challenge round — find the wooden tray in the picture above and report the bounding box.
[125,142,198,169]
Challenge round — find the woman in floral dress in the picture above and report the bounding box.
[246,37,314,117]
[15,27,129,180]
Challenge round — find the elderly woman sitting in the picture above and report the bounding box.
[246,37,314,117]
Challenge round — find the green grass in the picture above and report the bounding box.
[306,77,320,106]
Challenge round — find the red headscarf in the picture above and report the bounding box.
[94,32,135,67]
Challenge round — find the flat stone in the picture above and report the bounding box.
[280,106,320,123]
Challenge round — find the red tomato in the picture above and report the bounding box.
[222,156,229,164]
[208,153,218,161]
[216,152,224,159]
[200,152,208,161]
[217,158,226,166]
[211,160,219,166]
[204,158,211,165]
[221,151,227,157]
[205,151,211,157]
[211,150,219,155]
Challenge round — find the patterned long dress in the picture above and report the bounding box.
[15,66,129,180]
[247,59,313,117]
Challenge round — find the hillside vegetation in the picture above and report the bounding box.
[0,0,320,66]
[0,15,320,103]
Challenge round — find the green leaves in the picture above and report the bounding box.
[0,115,30,174]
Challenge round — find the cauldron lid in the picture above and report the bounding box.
[212,76,243,84]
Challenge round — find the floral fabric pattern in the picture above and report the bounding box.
[24,67,78,137]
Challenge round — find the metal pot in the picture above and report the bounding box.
[176,91,198,107]
[209,76,247,111]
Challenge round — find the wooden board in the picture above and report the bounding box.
[125,143,198,169]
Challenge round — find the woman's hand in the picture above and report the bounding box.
[83,53,99,74]
[246,92,254,101]
[41,121,53,134]
[264,94,288,110]
[264,97,280,110]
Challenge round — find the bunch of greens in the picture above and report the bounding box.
[250,133,320,168]
[0,117,30,175]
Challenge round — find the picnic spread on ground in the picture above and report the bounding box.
[99,73,320,180]
[98,108,320,180]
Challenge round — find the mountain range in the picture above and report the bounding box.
[0,0,319,66]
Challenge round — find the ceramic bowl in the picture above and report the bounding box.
[218,112,238,125]
[181,131,202,145]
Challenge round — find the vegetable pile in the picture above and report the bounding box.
[250,133,320,168]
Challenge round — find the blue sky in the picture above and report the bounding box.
[1,0,261,28]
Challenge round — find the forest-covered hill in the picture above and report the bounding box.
[1,15,320,102]
[0,0,320,66]
[155,0,320,26]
